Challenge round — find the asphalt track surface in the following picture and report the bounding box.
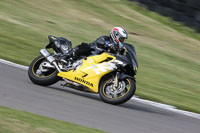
[0,62,200,133]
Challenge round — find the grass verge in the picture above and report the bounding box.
[0,106,104,133]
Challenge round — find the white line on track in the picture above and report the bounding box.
[131,97,200,119]
[0,59,28,70]
[0,58,200,120]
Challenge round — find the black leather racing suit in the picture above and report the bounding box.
[71,35,124,59]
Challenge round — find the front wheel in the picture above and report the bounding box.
[99,77,136,105]
[28,55,60,86]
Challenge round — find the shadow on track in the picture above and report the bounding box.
[47,84,173,116]
[48,85,101,101]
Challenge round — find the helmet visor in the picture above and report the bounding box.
[119,37,125,42]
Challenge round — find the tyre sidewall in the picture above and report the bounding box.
[99,77,136,105]
[28,55,60,86]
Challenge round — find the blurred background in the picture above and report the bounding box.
[0,0,199,113]
[131,0,200,32]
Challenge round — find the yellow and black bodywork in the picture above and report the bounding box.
[57,53,117,93]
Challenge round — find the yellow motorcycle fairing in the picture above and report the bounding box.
[57,53,117,93]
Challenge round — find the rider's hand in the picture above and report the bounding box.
[108,43,117,51]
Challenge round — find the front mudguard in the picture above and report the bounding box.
[119,73,136,82]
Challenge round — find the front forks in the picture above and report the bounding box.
[113,72,120,88]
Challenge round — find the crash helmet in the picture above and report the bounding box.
[110,27,128,48]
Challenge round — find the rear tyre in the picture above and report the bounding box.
[99,77,136,105]
[28,55,60,86]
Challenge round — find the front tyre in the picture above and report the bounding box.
[28,55,60,86]
[99,77,136,105]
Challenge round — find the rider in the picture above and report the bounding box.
[62,27,128,61]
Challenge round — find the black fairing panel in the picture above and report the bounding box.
[123,43,138,69]
[115,54,130,66]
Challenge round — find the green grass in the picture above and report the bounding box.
[0,106,104,133]
[0,0,200,116]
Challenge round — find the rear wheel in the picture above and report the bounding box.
[28,55,60,86]
[99,77,136,105]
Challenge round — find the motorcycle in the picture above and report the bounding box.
[28,35,138,104]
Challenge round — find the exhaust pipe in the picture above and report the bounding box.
[40,49,61,72]
[40,49,55,63]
